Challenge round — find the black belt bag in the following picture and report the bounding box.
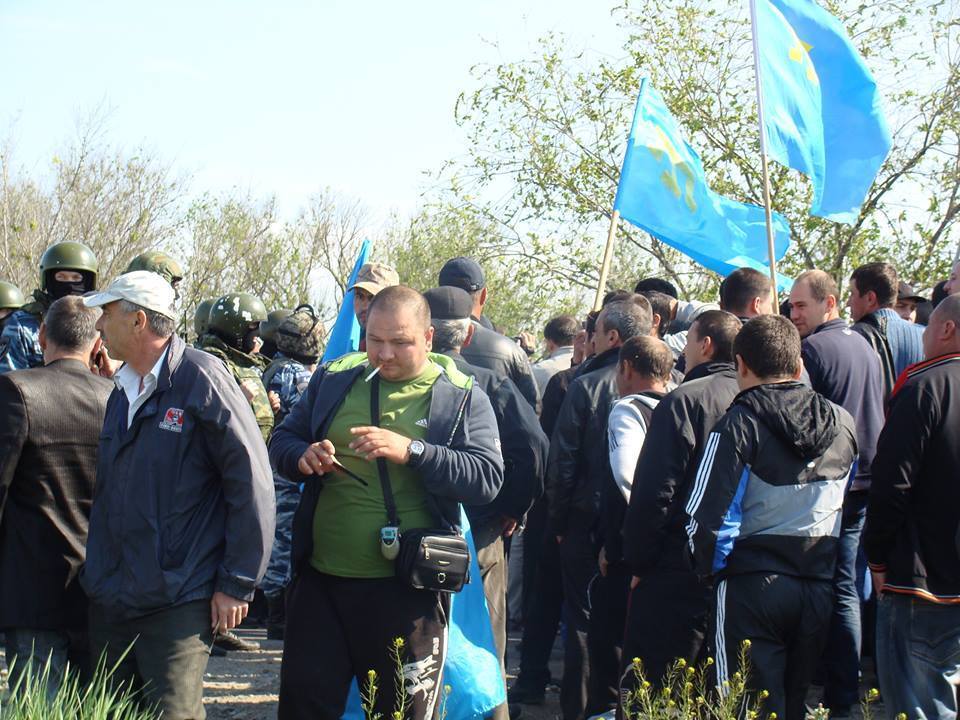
[370,375,470,594]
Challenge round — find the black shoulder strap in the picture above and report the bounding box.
[370,375,400,527]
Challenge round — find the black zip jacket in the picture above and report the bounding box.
[687,382,857,581]
[440,348,548,525]
[866,353,960,603]
[622,361,739,575]
[544,347,621,535]
[462,321,540,413]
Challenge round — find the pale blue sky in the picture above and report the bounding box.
[1,0,625,221]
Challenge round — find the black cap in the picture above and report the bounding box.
[423,286,474,321]
[898,282,927,303]
[438,256,485,293]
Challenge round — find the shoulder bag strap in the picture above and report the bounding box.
[370,375,401,527]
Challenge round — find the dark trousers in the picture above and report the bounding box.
[279,567,449,720]
[558,527,597,720]
[586,562,630,717]
[619,568,711,708]
[88,599,213,720]
[821,490,868,711]
[711,574,833,720]
[474,518,509,720]
[516,504,564,693]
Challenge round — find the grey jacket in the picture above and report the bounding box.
[81,334,275,618]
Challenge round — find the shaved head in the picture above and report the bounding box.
[922,293,960,359]
[367,285,431,331]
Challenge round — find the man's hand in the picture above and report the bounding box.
[92,346,122,379]
[298,440,337,475]
[240,379,261,403]
[598,547,609,577]
[630,575,641,590]
[870,569,886,597]
[210,591,248,632]
[501,516,519,538]
[268,391,281,414]
[349,426,412,465]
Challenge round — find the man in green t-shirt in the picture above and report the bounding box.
[269,286,504,720]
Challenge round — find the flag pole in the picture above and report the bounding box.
[749,0,779,291]
[593,210,620,311]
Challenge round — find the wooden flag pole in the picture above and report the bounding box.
[749,0,780,291]
[594,210,621,311]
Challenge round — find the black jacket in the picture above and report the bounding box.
[462,322,540,413]
[544,347,620,535]
[82,335,276,618]
[540,364,578,439]
[802,318,884,490]
[687,382,857,581]
[269,352,504,573]
[440,349,549,526]
[622,361,740,575]
[865,353,960,602]
[0,359,113,630]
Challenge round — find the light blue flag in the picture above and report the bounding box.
[756,0,826,213]
[767,0,892,223]
[342,509,506,720]
[614,80,793,289]
[322,238,371,362]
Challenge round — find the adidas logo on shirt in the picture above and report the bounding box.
[415,418,429,428]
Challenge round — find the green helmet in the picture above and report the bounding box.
[0,281,25,310]
[39,242,98,291]
[276,305,325,361]
[260,308,294,345]
[193,298,216,338]
[209,293,268,348]
[126,251,184,286]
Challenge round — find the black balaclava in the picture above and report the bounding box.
[47,270,95,300]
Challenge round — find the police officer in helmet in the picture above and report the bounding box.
[0,242,98,373]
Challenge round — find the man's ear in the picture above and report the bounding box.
[793,357,804,380]
[463,322,476,349]
[701,335,715,361]
[89,336,104,365]
[750,295,763,316]
[825,294,838,314]
[425,325,434,350]
[479,287,488,307]
[651,313,662,337]
[735,353,749,379]
[39,322,48,352]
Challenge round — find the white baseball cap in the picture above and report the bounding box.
[83,270,176,319]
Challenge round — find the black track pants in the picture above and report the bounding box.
[279,568,449,720]
[710,573,832,720]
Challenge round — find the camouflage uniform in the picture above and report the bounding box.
[259,307,323,615]
[259,354,312,599]
[199,334,274,442]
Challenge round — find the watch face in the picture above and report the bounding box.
[410,440,425,455]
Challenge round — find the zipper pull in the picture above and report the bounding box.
[424,545,430,560]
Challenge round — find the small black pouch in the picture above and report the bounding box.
[370,375,470,594]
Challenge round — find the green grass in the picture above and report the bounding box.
[1,651,158,720]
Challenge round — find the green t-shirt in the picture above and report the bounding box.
[310,363,441,578]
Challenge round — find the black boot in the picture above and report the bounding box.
[266,592,285,640]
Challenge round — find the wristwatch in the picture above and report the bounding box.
[406,439,426,467]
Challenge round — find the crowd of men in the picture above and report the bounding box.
[0,241,958,720]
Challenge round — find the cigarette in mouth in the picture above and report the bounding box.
[365,365,381,382]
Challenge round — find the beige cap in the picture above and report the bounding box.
[349,262,399,296]
[83,270,176,319]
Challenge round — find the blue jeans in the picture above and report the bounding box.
[4,628,71,699]
[822,490,867,710]
[876,593,960,720]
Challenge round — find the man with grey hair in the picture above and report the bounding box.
[545,296,653,720]
[0,296,113,697]
[422,286,548,720]
[81,271,275,720]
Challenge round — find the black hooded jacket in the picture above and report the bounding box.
[622,361,740,575]
[686,382,858,581]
